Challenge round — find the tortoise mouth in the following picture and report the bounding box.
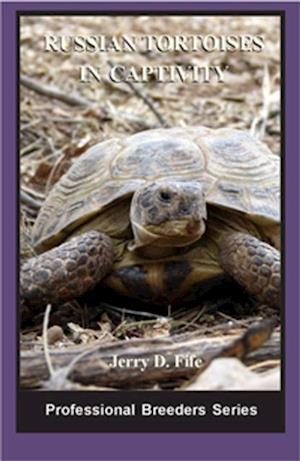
[129,218,205,251]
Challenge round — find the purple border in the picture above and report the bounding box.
[1,2,299,460]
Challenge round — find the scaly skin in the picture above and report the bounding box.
[219,232,280,308]
[20,229,280,309]
[20,231,113,307]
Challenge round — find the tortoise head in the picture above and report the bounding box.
[129,180,207,252]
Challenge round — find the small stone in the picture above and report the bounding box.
[47,325,64,345]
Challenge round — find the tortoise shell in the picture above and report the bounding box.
[33,126,280,252]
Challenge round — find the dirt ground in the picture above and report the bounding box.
[19,15,281,390]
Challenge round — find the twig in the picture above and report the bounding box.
[249,359,280,372]
[42,304,54,376]
[22,184,45,201]
[107,60,169,127]
[217,311,248,328]
[21,321,279,389]
[20,75,89,107]
[20,138,42,156]
[45,152,65,194]
[112,318,162,337]
[100,301,167,320]
[20,189,42,211]
[21,74,157,131]
[259,64,271,138]
[44,342,110,390]
[250,64,271,139]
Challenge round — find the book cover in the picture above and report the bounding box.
[1,2,299,460]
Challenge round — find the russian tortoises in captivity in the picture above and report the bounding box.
[21,126,281,310]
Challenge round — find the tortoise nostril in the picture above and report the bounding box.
[159,191,172,202]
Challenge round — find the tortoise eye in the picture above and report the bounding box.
[159,191,172,202]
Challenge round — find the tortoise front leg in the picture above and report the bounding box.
[219,232,280,308]
[20,230,113,308]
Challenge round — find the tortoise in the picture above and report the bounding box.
[20,126,281,309]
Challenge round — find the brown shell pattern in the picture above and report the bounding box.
[33,127,280,250]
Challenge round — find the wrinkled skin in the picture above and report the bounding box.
[20,179,280,309]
